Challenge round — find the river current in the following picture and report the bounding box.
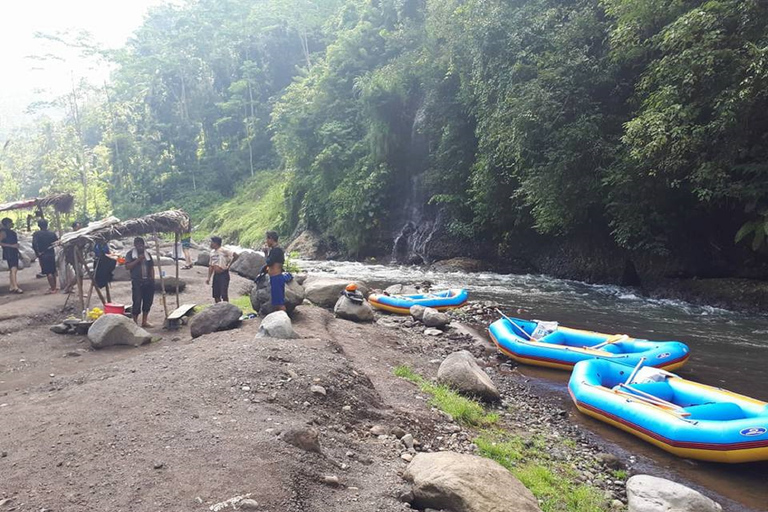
[299,260,768,511]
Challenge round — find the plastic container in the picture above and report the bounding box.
[104,303,125,315]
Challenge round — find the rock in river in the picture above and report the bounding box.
[88,314,152,349]
[626,475,722,512]
[402,451,541,512]
[437,350,500,402]
[230,250,266,280]
[303,276,369,308]
[190,302,242,339]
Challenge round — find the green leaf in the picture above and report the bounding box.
[735,221,756,243]
[753,229,765,251]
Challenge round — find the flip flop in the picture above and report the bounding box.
[14,289,24,294]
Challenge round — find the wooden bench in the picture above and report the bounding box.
[165,303,197,330]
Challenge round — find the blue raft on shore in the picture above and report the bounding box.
[568,359,768,463]
[488,316,690,371]
[369,289,469,314]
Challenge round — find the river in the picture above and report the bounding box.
[299,260,768,511]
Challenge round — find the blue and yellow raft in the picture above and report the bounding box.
[369,289,468,315]
[568,359,768,463]
[488,316,690,371]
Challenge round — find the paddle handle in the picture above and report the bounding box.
[496,309,535,341]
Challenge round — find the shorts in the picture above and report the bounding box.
[3,250,19,269]
[212,270,230,301]
[270,273,286,306]
[131,280,155,314]
[40,251,57,276]
[181,237,191,249]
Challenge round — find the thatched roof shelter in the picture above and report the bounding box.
[59,210,190,249]
[0,193,74,214]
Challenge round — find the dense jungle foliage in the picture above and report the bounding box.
[2,0,768,259]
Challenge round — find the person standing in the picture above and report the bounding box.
[93,240,118,288]
[264,230,286,311]
[181,229,194,270]
[0,218,22,294]
[206,236,238,303]
[32,219,59,294]
[125,237,155,328]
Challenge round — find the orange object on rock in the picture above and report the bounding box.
[345,283,357,292]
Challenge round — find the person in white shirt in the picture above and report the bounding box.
[206,236,238,303]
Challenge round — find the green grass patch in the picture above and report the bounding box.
[611,469,628,481]
[230,295,255,315]
[393,365,498,427]
[476,432,607,512]
[199,171,287,247]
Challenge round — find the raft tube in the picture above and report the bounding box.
[488,317,689,371]
[368,289,468,314]
[568,359,768,463]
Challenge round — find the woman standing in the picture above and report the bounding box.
[0,217,22,293]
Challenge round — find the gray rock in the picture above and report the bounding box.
[230,251,266,280]
[87,314,152,349]
[239,499,259,510]
[195,251,210,267]
[437,350,501,402]
[189,302,242,339]
[422,307,451,328]
[50,324,71,335]
[321,475,340,487]
[626,475,722,512]
[401,434,414,450]
[256,311,295,339]
[311,385,327,396]
[250,274,305,316]
[281,427,321,453]
[154,277,186,293]
[410,305,426,321]
[596,452,624,470]
[430,257,485,273]
[370,425,389,436]
[334,295,374,322]
[402,452,542,512]
[286,230,328,259]
[424,328,443,336]
[304,276,370,308]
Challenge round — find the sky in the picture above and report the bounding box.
[0,0,168,133]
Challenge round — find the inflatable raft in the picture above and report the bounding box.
[569,359,768,463]
[488,316,689,371]
[369,289,468,314]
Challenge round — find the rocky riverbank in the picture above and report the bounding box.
[0,260,741,512]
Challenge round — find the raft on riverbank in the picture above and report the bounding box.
[369,289,468,315]
[568,359,768,463]
[488,316,690,371]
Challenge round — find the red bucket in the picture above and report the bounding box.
[104,303,125,315]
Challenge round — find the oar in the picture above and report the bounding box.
[591,334,629,350]
[496,309,535,341]
[617,383,684,412]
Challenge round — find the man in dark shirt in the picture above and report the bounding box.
[125,237,155,328]
[264,230,286,311]
[0,217,22,293]
[32,219,59,293]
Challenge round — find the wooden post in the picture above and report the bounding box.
[154,233,169,318]
[82,249,107,308]
[74,247,85,315]
[174,231,180,309]
[105,282,112,303]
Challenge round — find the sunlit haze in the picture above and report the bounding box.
[0,0,168,134]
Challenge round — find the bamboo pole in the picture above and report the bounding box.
[83,251,107,309]
[74,247,85,315]
[154,233,168,318]
[174,231,180,309]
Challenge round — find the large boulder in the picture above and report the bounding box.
[286,230,324,259]
[303,276,369,308]
[334,295,374,322]
[230,250,267,280]
[154,278,187,293]
[437,350,500,402]
[87,314,152,349]
[422,307,451,328]
[190,302,242,339]
[195,251,210,267]
[430,257,486,273]
[250,274,305,316]
[256,311,295,339]
[627,475,722,512]
[385,283,421,296]
[403,452,541,512]
[17,237,36,266]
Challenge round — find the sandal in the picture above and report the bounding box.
[14,288,24,294]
